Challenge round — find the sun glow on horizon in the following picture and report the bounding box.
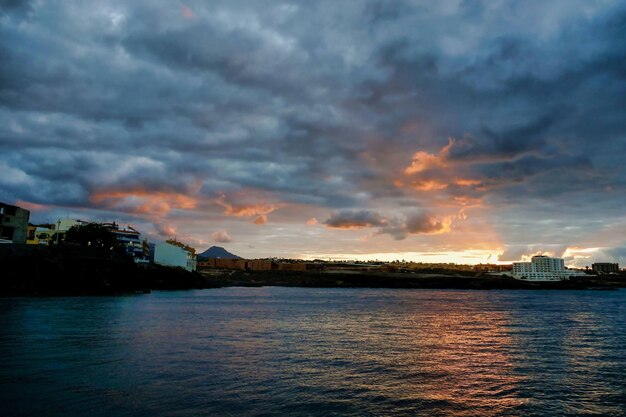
[295,250,506,265]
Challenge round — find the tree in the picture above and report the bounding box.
[64,223,119,250]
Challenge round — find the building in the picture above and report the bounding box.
[148,243,156,263]
[102,222,149,265]
[46,218,88,245]
[26,223,56,245]
[512,255,586,281]
[196,258,321,272]
[0,202,30,244]
[197,258,249,270]
[23,219,86,246]
[154,240,197,272]
[592,263,619,274]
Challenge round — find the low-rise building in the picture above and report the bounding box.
[196,258,323,272]
[154,240,197,271]
[102,222,149,265]
[47,218,88,245]
[198,258,249,270]
[0,202,30,244]
[26,223,57,245]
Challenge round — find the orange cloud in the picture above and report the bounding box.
[454,178,481,187]
[404,151,447,174]
[409,179,448,191]
[406,178,481,191]
[404,138,454,175]
[328,223,371,230]
[254,214,268,225]
[306,217,318,225]
[451,196,484,207]
[215,194,278,218]
[90,189,197,217]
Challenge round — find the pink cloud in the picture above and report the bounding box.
[211,230,233,243]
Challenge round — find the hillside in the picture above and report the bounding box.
[197,246,241,260]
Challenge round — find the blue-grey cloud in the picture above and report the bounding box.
[1,1,625,261]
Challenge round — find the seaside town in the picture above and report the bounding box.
[2,201,624,291]
[4,3,626,416]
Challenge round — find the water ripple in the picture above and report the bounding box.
[1,289,626,416]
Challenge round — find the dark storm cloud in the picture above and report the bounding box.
[405,212,447,234]
[446,111,564,162]
[1,0,626,259]
[325,210,449,240]
[0,0,33,16]
[325,210,386,229]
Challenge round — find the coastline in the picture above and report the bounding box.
[2,245,624,296]
[201,269,626,291]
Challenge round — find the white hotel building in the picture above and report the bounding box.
[512,255,586,281]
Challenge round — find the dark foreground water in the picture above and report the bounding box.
[1,288,626,417]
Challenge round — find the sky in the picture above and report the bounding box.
[1,0,626,266]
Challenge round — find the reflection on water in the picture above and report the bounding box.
[1,288,626,417]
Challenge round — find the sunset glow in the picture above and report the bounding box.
[1,1,625,267]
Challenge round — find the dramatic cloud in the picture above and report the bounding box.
[325,210,452,240]
[405,212,451,235]
[1,1,625,264]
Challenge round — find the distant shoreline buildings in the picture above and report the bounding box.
[592,263,620,274]
[1,201,623,278]
[512,255,587,281]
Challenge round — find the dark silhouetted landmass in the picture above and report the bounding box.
[199,269,626,290]
[1,245,625,296]
[0,245,220,296]
[197,246,241,260]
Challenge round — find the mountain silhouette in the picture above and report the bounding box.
[197,246,241,260]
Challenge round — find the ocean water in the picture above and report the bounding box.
[1,288,625,417]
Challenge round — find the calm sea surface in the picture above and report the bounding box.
[1,288,626,416]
